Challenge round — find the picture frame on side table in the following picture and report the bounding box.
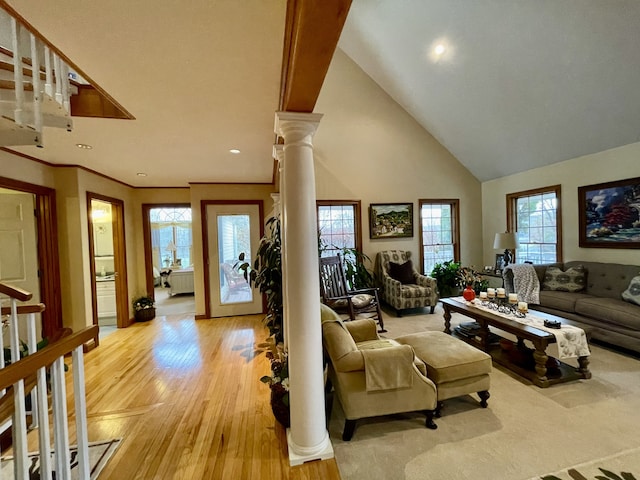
[578,176,640,248]
[369,203,413,239]
[494,254,505,274]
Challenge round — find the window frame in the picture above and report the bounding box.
[316,200,363,257]
[418,199,460,275]
[506,184,562,264]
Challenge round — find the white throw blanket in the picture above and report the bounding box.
[504,263,540,304]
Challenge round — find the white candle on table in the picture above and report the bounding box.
[518,301,528,312]
[479,291,488,299]
[508,293,518,304]
[487,288,495,298]
[497,287,506,297]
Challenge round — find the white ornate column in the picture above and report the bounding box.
[274,111,333,465]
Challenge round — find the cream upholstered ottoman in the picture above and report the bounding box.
[395,331,491,416]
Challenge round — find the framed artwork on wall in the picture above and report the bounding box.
[369,203,413,239]
[578,176,640,249]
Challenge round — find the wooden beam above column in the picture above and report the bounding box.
[279,0,352,113]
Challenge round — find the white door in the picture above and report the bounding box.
[0,189,41,339]
[207,203,262,317]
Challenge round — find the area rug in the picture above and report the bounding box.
[1,438,121,479]
[533,447,640,480]
[331,307,640,480]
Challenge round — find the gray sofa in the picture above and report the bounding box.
[504,261,640,354]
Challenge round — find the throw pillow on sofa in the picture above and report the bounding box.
[389,260,415,284]
[542,265,586,292]
[622,275,640,306]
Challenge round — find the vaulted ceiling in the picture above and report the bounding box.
[3,0,640,187]
[339,0,640,181]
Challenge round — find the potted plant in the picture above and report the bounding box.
[132,294,155,321]
[236,216,288,426]
[340,247,375,290]
[431,260,462,297]
[258,337,289,427]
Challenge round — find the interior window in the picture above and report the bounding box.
[419,200,460,275]
[316,201,362,258]
[507,185,562,263]
[150,207,193,269]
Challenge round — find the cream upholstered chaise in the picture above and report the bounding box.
[321,309,438,441]
[375,250,438,316]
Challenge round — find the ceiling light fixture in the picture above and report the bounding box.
[229,149,241,154]
[136,173,147,177]
[76,143,93,149]
[428,38,453,63]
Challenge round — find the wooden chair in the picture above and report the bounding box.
[319,254,386,332]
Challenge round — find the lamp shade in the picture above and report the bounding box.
[165,241,177,252]
[493,232,518,250]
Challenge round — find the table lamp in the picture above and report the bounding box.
[493,232,518,267]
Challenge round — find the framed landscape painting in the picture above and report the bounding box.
[369,203,413,239]
[578,176,640,249]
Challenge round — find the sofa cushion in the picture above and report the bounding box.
[399,284,431,298]
[575,297,640,331]
[537,291,594,313]
[622,275,640,306]
[388,260,416,284]
[543,265,587,292]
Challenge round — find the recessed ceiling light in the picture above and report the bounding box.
[76,143,92,149]
[229,149,241,154]
[434,44,446,56]
[136,173,147,177]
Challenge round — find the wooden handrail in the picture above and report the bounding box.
[0,303,45,315]
[0,282,33,302]
[0,325,98,391]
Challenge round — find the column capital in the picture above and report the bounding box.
[274,112,323,145]
[272,144,285,163]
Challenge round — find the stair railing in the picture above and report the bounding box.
[0,4,74,147]
[0,281,97,480]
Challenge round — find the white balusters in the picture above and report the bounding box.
[10,18,24,126]
[8,298,29,479]
[29,33,43,147]
[53,52,63,105]
[26,311,39,427]
[36,362,53,479]
[73,346,90,479]
[52,356,72,479]
[44,45,53,98]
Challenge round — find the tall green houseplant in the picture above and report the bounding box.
[236,216,283,343]
[340,247,375,290]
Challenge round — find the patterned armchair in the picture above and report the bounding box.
[375,250,438,316]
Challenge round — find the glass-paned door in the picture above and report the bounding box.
[207,203,262,317]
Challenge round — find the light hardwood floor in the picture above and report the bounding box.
[57,313,340,479]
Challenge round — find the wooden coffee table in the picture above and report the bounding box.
[440,297,591,388]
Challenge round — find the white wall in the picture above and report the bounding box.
[314,49,483,272]
[482,142,640,266]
